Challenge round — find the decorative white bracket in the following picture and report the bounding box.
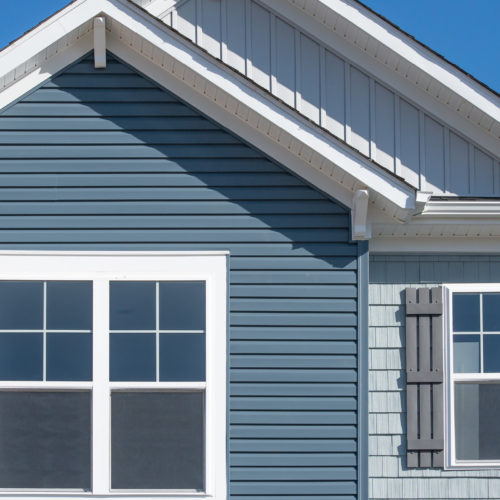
[413,191,433,215]
[351,189,371,240]
[94,17,106,69]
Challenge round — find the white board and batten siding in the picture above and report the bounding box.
[151,0,499,196]
[369,255,500,500]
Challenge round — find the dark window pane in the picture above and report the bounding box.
[484,294,500,332]
[160,333,205,381]
[484,335,500,373]
[111,391,204,490]
[455,383,500,460]
[159,282,205,331]
[110,282,155,330]
[0,391,90,489]
[46,281,92,331]
[110,333,155,381]
[453,294,480,332]
[0,333,42,380]
[453,334,480,373]
[47,333,92,381]
[0,281,43,330]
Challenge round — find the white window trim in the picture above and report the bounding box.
[0,250,228,500]
[445,283,500,469]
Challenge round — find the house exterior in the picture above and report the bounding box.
[0,1,498,499]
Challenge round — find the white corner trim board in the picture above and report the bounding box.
[351,189,370,240]
[93,16,107,68]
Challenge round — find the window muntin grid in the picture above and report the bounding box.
[447,286,500,468]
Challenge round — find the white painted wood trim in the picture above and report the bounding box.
[370,237,500,253]
[93,17,107,68]
[351,188,370,240]
[0,251,228,500]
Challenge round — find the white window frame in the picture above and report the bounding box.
[0,250,228,500]
[445,283,500,469]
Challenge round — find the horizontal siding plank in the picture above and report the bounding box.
[0,215,348,231]
[230,439,357,453]
[231,271,355,284]
[0,144,264,158]
[0,131,242,145]
[0,200,344,215]
[230,298,356,312]
[230,481,356,495]
[0,117,221,131]
[230,496,355,500]
[230,369,357,383]
[0,173,307,188]
[230,341,356,354]
[230,410,356,425]
[23,88,178,102]
[230,354,356,369]
[2,103,199,117]
[230,397,356,411]
[230,256,355,270]
[230,327,356,340]
[230,312,356,326]
[230,453,356,467]
[230,467,356,481]
[230,286,357,298]
[45,74,158,87]
[0,229,349,244]
[230,425,356,439]
[229,383,356,397]
[0,187,324,200]
[0,242,357,257]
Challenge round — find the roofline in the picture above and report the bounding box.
[0,0,417,220]
[354,0,499,98]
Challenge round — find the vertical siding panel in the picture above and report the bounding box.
[274,18,295,107]
[424,116,445,193]
[299,34,320,123]
[399,100,420,187]
[176,0,197,43]
[200,0,222,58]
[324,50,345,140]
[448,132,470,195]
[349,67,370,156]
[474,148,495,196]
[249,2,271,90]
[374,83,395,173]
[225,0,246,74]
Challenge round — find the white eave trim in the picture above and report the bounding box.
[0,0,416,218]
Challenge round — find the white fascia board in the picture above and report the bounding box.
[370,237,500,254]
[100,0,415,211]
[311,0,499,121]
[268,0,500,156]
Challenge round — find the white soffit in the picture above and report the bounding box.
[0,0,416,220]
[276,0,500,154]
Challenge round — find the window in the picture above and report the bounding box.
[0,251,227,498]
[446,285,500,468]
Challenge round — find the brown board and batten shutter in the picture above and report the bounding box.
[405,287,444,468]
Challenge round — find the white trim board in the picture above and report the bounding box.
[0,0,417,221]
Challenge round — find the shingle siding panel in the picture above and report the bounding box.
[369,255,500,499]
[0,54,361,499]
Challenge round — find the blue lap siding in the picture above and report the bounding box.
[0,54,362,499]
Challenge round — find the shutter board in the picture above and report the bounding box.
[405,286,444,468]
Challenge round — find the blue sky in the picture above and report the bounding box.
[1,0,499,92]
